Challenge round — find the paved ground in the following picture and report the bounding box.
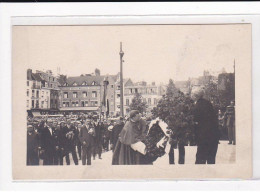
[39,140,235,166]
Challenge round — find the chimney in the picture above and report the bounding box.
[95,68,101,76]
[27,69,33,80]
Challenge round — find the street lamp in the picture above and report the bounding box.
[119,42,124,117]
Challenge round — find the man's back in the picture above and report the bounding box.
[193,98,219,144]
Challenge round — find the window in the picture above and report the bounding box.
[66,102,69,107]
[50,84,53,88]
[73,92,78,98]
[27,90,29,97]
[76,101,79,107]
[36,100,39,108]
[85,101,88,106]
[32,100,34,108]
[63,92,68,99]
[92,91,97,98]
[126,99,129,106]
[36,90,39,98]
[143,98,146,103]
[111,85,114,88]
[27,81,29,86]
[32,90,35,97]
[63,102,66,107]
[41,101,44,108]
[117,94,120,98]
[81,101,85,107]
[90,101,97,106]
[82,92,87,98]
[135,88,138,93]
[154,98,157,105]
[82,82,86,86]
[26,100,29,108]
[92,81,96,85]
[73,82,78,86]
[117,86,120,90]
[72,102,75,107]
[148,98,151,105]
[42,91,44,97]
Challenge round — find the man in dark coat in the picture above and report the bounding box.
[103,121,110,151]
[93,121,104,159]
[64,121,78,165]
[39,121,55,165]
[71,121,82,160]
[79,120,96,165]
[27,125,40,165]
[192,88,220,164]
[52,121,64,165]
[110,117,124,152]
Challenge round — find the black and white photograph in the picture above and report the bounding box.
[12,24,251,180]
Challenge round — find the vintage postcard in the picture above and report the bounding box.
[12,24,252,180]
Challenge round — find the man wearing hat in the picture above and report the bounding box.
[93,120,104,160]
[27,125,40,165]
[79,119,96,165]
[192,87,220,164]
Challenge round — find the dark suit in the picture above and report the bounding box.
[27,130,40,165]
[79,125,95,165]
[39,126,55,165]
[193,98,220,164]
[93,123,104,159]
[52,127,64,165]
[71,125,82,160]
[110,123,124,152]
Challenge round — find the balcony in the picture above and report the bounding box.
[31,85,41,89]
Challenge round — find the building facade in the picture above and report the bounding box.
[58,73,117,116]
[26,69,42,110]
[123,81,163,115]
[27,69,60,116]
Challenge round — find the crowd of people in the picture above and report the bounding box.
[27,114,125,166]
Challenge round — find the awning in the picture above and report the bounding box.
[32,111,41,117]
[59,107,99,111]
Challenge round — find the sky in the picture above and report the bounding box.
[13,24,251,84]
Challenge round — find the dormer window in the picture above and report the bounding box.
[73,82,78,86]
[92,81,96,86]
[82,82,86,85]
[63,83,68,86]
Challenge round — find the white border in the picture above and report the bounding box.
[1,2,260,190]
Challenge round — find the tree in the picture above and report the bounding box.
[152,79,195,145]
[129,92,148,114]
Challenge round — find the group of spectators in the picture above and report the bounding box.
[27,114,125,166]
